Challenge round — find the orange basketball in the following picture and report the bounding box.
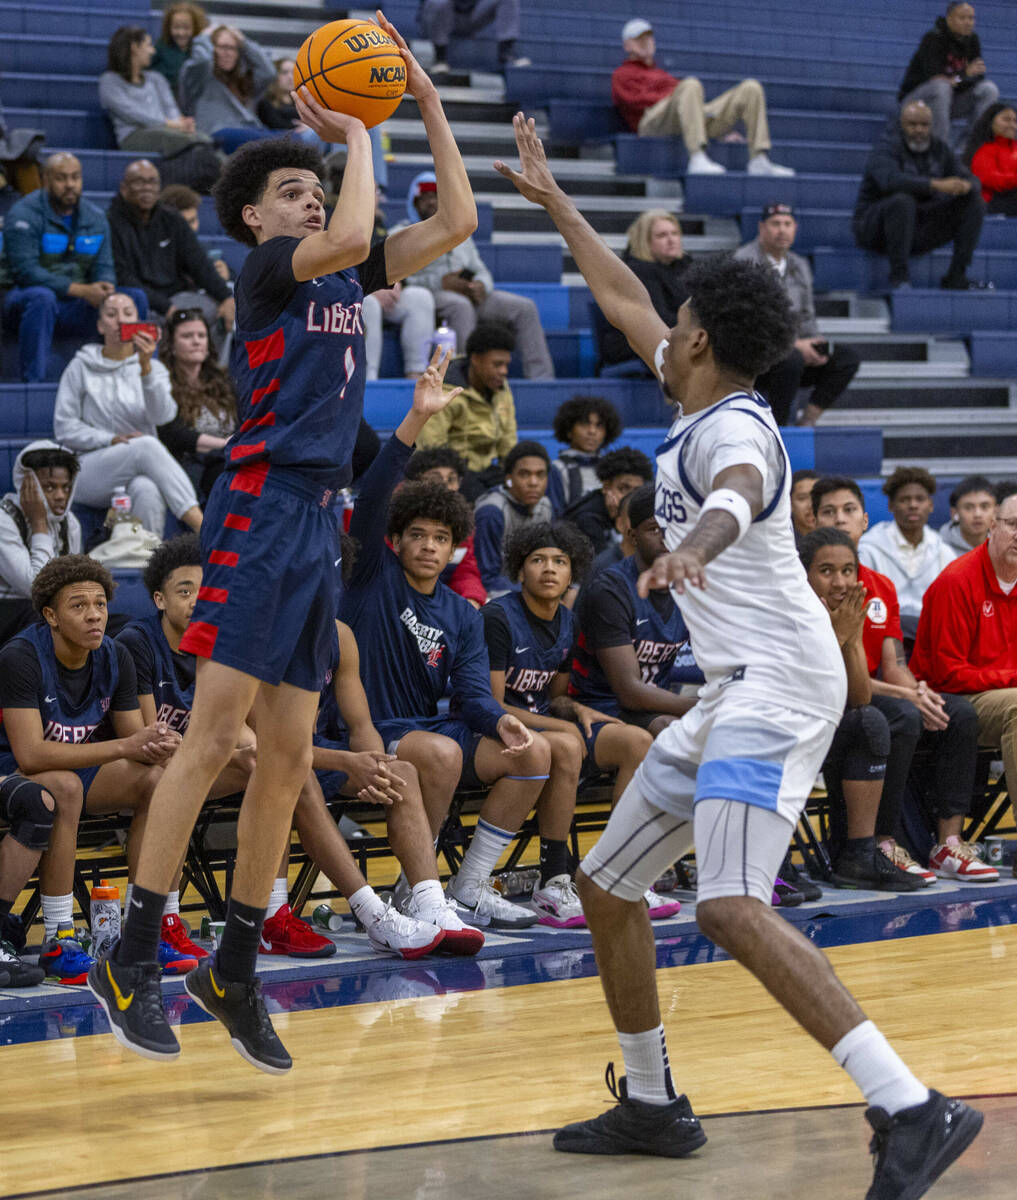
[293,19,406,129]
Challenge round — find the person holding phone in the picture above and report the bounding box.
[53,291,203,536]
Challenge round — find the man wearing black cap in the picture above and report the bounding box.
[735,203,860,425]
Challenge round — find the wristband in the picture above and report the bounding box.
[700,488,752,541]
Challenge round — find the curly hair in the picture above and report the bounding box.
[160,2,208,46]
[405,446,466,482]
[883,466,937,501]
[504,440,550,475]
[551,395,623,446]
[465,321,515,357]
[810,475,864,518]
[387,482,474,546]
[107,26,149,80]
[33,555,115,616]
[143,533,202,597]
[683,255,795,379]
[503,520,594,586]
[798,526,858,571]
[213,137,323,245]
[159,310,238,429]
[595,446,654,484]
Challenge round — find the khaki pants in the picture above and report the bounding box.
[637,76,771,156]
[966,688,1017,809]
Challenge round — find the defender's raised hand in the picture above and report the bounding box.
[411,346,463,419]
[494,113,564,209]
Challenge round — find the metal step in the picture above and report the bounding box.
[842,379,1014,409]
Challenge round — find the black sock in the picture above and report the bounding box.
[845,836,876,855]
[540,838,570,885]
[115,884,166,966]
[497,39,516,63]
[214,898,266,984]
[0,897,13,918]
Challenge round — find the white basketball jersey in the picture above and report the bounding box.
[654,383,846,724]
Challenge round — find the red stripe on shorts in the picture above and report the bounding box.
[244,329,285,368]
[180,620,218,658]
[223,513,252,531]
[251,379,280,408]
[229,462,270,496]
[198,586,229,603]
[238,412,276,434]
[208,550,239,567]
[230,441,267,462]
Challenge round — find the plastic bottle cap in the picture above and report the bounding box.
[91,883,119,900]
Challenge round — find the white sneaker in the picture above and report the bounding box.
[364,901,445,959]
[410,894,486,955]
[446,875,538,929]
[644,888,682,920]
[530,874,587,928]
[928,839,999,883]
[747,154,795,177]
[687,149,726,175]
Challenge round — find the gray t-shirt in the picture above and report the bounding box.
[98,70,181,146]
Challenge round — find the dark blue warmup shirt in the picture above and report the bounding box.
[118,613,195,734]
[482,591,575,716]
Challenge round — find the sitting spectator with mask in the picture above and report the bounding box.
[474,441,553,599]
[940,474,996,557]
[548,395,622,514]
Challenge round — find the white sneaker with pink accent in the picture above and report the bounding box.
[928,838,999,883]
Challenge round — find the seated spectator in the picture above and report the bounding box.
[474,441,553,598]
[563,446,654,555]
[415,320,518,496]
[179,26,276,153]
[2,153,148,383]
[611,18,793,177]
[362,186,435,380]
[156,308,237,501]
[548,395,623,514]
[256,57,326,143]
[599,210,690,371]
[791,468,820,540]
[966,102,1017,215]
[420,0,529,75]
[940,474,996,556]
[0,90,44,198]
[858,466,955,639]
[108,159,234,334]
[589,487,637,580]
[99,26,212,157]
[404,447,486,607]
[0,442,81,644]
[152,3,208,95]
[799,528,923,890]
[813,476,990,883]
[342,380,551,930]
[735,203,861,425]
[158,182,232,285]
[853,101,985,290]
[570,484,700,735]
[910,491,1017,845]
[396,172,554,378]
[53,291,203,536]
[898,3,998,148]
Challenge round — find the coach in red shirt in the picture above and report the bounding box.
[911,491,1017,834]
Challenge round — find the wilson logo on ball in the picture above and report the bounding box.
[342,30,395,52]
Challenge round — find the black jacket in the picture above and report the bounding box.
[107,195,231,315]
[563,488,614,554]
[853,124,970,222]
[898,17,984,99]
[599,252,691,366]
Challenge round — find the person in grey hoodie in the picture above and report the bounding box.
[179,26,275,153]
[53,292,203,537]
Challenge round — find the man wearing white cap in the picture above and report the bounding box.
[612,19,794,176]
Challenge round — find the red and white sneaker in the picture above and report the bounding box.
[928,839,999,883]
[880,839,936,886]
[364,902,445,959]
[409,895,485,956]
[259,904,337,958]
[644,888,682,920]
[530,875,587,928]
[161,913,208,960]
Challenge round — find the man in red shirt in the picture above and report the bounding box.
[911,491,1017,861]
[611,18,793,177]
[813,476,994,882]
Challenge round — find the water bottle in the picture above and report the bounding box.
[494,867,540,897]
[111,486,132,521]
[90,880,121,956]
[430,322,457,360]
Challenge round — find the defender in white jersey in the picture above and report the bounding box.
[495,114,981,1199]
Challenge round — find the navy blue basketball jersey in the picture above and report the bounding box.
[485,591,575,715]
[0,623,119,751]
[228,236,388,491]
[570,555,694,715]
[118,614,194,734]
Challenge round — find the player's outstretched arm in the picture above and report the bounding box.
[495,113,667,371]
[376,10,478,281]
[394,347,464,446]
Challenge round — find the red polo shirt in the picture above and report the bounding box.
[858,564,903,676]
[611,59,682,131]
[909,542,1017,693]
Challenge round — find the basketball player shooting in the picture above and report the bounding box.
[494,113,981,1200]
[88,11,477,1075]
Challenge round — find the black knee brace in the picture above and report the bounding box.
[0,775,54,851]
[858,703,892,761]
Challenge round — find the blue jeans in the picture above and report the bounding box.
[3,286,149,382]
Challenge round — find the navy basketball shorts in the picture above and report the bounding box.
[0,753,99,798]
[313,732,350,799]
[181,464,342,693]
[375,715,486,789]
[580,720,612,780]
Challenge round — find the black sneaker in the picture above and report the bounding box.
[0,911,27,952]
[832,847,926,893]
[87,943,179,1061]
[0,938,44,987]
[865,1089,982,1200]
[184,958,291,1075]
[771,877,805,907]
[779,854,823,902]
[553,1063,706,1157]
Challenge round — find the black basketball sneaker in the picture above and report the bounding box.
[87,943,180,1060]
[865,1089,983,1200]
[184,958,292,1074]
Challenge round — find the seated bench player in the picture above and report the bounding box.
[570,484,703,736]
[473,439,553,599]
[404,446,486,607]
[483,521,677,926]
[341,366,551,930]
[0,556,181,982]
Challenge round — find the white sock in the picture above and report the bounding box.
[454,820,514,901]
[163,891,180,918]
[832,1020,930,1115]
[408,878,445,917]
[41,893,74,940]
[124,884,133,915]
[266,878,289,919]
[617,1026,678,1106]
[349,885,386,928]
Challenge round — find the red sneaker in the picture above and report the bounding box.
[259,904,337,958]
[161,913,209,960]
